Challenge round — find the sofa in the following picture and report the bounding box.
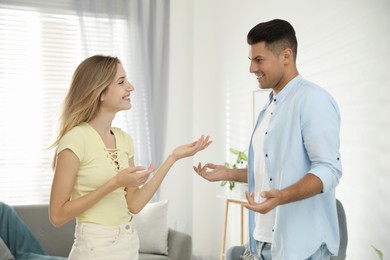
[13,202,192,260]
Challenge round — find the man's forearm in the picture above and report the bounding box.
[228,168,248,183]
[279,173,323,205]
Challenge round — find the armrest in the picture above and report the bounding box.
[226,245,246,260]
[167,228,192,260]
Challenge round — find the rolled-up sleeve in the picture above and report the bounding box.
[301,88,342,193]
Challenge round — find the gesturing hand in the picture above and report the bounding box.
[115,164,156,188]
[243,189,282,214]
[171,135,212,161]
[193,162,228,182]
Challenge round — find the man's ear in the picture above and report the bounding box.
[282,48,294,64]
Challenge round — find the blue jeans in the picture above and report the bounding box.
[254,241,272,260]
[305,243,331,260]
[253,241,331,260]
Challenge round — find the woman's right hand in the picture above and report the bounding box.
[115,164,156,188]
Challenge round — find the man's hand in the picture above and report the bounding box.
[243,189,282,214]
[193,163,229,182]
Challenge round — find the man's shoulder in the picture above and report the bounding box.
[297,77,321,90]
[295,77,333,98]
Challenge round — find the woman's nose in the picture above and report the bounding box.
[127,81,134,91]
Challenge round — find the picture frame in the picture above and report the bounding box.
[252,89,271,126]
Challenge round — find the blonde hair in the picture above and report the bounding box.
[51,55,120,167]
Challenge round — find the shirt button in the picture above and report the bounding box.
[265,131,268,135]
[273,98,276,102]
[270,178,272,181]
[265,154,268,157]
[125,225,130,230]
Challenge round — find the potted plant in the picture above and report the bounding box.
[372,245,384,260]
[221,148,248,191]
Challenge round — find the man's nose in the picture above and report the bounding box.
[249,61,258,73]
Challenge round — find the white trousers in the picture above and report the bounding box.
[68,221,139,260]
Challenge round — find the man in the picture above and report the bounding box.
[194,19,342,260]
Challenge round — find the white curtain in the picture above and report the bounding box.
[0,0,169,205]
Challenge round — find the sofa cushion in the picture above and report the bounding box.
[134,200,169,255]
[139,254,170,260]
[13,204,75,257]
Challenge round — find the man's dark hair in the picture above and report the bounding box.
[247,19,298,60]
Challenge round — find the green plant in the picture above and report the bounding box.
[221,148,248,190]
[372,245,384,260]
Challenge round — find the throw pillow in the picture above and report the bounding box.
[133,200,169,255]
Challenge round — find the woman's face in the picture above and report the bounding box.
[100,63,134,112]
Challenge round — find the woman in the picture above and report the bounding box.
[49,55,211,260]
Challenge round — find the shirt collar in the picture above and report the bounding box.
[269,75,302,104]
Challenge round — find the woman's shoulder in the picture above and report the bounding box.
[60,122,94,145]
[111,127,132,139]
[64,122,90,137]
[57,123,92,154]
[111,127,134,152]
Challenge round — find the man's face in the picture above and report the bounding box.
[248,42,286,93]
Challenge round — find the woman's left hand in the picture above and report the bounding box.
[171,135,212,161]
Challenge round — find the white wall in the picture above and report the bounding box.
[162,1,225,259]
[159,0,194,235]
[165,0,390,259]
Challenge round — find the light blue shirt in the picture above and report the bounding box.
[248,75,342,259]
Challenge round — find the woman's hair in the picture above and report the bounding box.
[247,19,298,60]
[51,55,120,156]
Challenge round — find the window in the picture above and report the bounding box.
[0,1,153,205]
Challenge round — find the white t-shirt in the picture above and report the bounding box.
[252,98,275,243]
